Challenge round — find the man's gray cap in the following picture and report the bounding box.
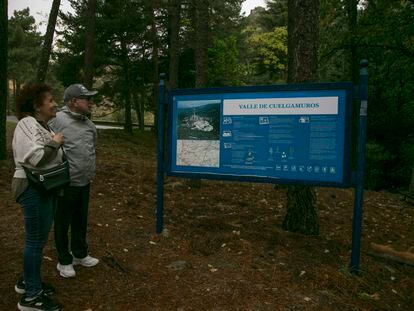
[63,84,98,103]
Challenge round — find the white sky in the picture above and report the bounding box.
[242,0,266,14]
[8,0,266,34]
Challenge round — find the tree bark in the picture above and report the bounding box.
[168,0,181,89]
[133,91,145,132]
[123,92,133,134]
[0,0,7,160]
[287,0,319,83]
[193,0,209,88]
[186,0,209,188]
[36,0,61,83]
[139,87,146,131]
[83,0,97,89]
[12,79,16,114]
[148,1,159,130]
[16,80,21,99]
[346,0,359,84]
[283,0,320,235]
[346,0,359,172]
[120,36,133,134]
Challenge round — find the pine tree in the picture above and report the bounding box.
[282,0,320,235]
[37,0,61,82]
[0,0,7,160]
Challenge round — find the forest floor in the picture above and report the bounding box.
[0,123,413,310]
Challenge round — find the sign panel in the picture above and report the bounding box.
[167,83,352,187]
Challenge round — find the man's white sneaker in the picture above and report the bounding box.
[57,263,76,278]
[72,255,99,267]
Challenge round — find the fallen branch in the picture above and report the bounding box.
[367,243,414,266]
[399,191,414,205]
[102,250,130,274]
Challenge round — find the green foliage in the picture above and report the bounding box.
[55,0,92,87]
[262,0,287,30]
[8,8,42,83]
[207,36,241,86]
[316,0,414,189]
[238,1,288,84]
[365,142,393,190]
[7,8,63,107]
[246,26,287,82]
[359,0,414,189]
[318,0,350,82]
[6,0,414,189]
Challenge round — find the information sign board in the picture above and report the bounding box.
[167,83,353,187]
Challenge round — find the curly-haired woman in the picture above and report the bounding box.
[12,83,63,311]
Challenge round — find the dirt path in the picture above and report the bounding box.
[1,125,413,310]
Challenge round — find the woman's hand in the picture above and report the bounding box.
[52,133,64,145]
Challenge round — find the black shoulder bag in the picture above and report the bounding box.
[23,149,70,192]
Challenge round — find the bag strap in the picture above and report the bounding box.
[60,146,67,162]
[47,122,67,162]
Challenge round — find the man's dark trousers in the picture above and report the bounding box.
[54,184,90,265]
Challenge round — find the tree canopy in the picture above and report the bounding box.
[4,0,414,190]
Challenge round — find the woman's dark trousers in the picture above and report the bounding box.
[18,185,55,298]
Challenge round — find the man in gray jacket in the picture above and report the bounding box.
[50,84,99,278]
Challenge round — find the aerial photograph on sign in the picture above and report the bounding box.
[176,100,221,167]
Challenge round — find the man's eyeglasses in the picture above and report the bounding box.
[76,97,92,101]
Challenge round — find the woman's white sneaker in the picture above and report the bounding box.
[72,255,99,267]
[56,263,76,278]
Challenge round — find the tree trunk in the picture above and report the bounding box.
[193,0,209,88]
[36,0,61,83]
[133,92,140,130]
[83,0,97,89]
[346,0,359,171]
[283,0,320,235]
[0,0,7,160]
[168,0,181,89]
[7,82,10,115]
[287,0,319,83]
[346,0,359,84]
[16,80,21,98]
[133,91,145,132]
[410,167,414,193]
[120,37,132,134]
[148,1,159,130]
[12,79,16,114]
[187,0,209,188]
[139,87,145,131]
[283,185,318,234]
[123,93,133,133]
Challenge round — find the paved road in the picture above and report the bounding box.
[6,116,18,123]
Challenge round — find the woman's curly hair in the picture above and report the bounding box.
[16,83,52,120]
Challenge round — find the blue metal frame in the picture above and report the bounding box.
[166,82,353,188]
[157,66,369,274]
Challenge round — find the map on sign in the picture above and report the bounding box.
[168,84,352,186]
[176,140,219,167]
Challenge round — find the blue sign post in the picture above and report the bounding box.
[156,60,368,273]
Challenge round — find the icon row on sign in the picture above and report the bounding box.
[275,165,336,174]
[223,117,232,125]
